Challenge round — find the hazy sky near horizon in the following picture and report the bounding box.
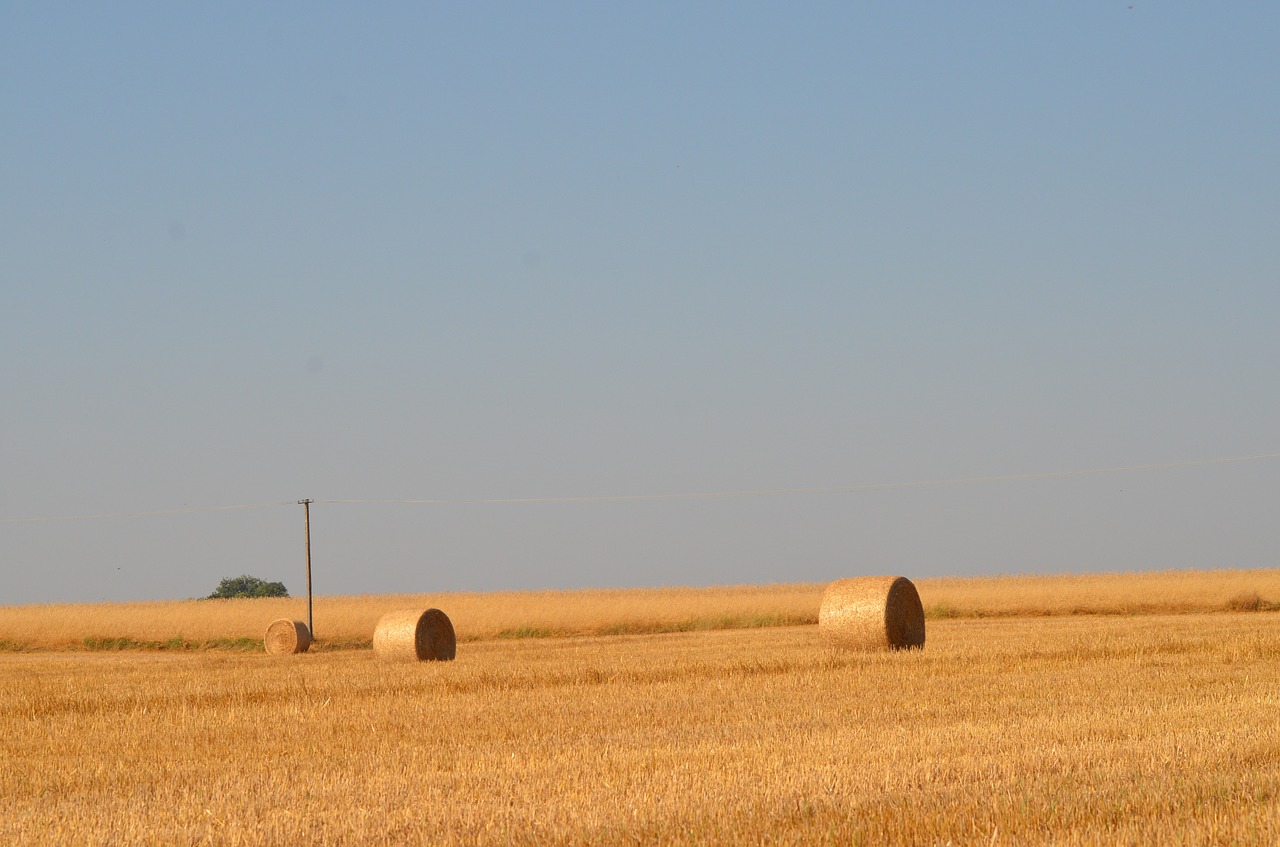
[3,4,1278,605]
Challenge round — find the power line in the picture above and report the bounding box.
[2,451,1277,525]
[316,451,1280,507]
[0,500,296,526]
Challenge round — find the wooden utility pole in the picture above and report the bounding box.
[298,499,314,640]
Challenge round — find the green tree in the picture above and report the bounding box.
[207,575,289,599]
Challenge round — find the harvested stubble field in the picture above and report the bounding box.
[2,571,1279,845]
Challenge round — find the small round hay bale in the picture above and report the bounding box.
[819,576,925,651]
[373,608,456,661]
[264,619,312,654]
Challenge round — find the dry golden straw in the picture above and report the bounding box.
[819,576,925,651]
[373,608,456,661]
[264,619,312,655]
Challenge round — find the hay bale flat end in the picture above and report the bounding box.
[264,619,312,654]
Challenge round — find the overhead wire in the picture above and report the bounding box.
[319,451,1280,505]
[0,500,297,526]
[2,451,1277,524]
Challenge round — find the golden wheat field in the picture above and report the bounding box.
[2,570,1279,845]
[3,568,1279,651]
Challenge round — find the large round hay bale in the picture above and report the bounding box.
[819,576,925,651]
[264,619,312,654]
[373,608,456,661]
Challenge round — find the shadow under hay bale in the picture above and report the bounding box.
[264,619,312,655]
[819,576,925,651]
[373,608,456,661]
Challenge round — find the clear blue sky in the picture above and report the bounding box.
[3,3,1277,604]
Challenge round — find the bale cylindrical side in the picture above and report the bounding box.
[264,619,312,654]
[819,576,925,651]
[373,608,456,661]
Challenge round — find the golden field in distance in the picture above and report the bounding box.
[3,600,1278,844]
[1,567,1278,651]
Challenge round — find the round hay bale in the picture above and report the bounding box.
[264,619,312,655]
[819,576,925,651]
[373,608,456,661]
